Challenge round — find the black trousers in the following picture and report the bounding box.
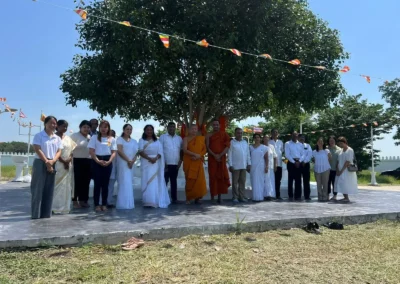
[287,162,302,199]
[72,158,91,202]
[328,170,337,195]
[93,155,112,206]
[301,163,311,199]
[274,166,282,198]
[165,165,179,202]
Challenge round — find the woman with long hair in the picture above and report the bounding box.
[70,120,91,208]
[263,135,277,200]
[116,124,138,209]
[250,133,269,202]
[335,136,358,202]
[312,137,331,201]
[31,116,63,219]
[88,120,117,212]
[138,125,170,208]
[52,120,76,214]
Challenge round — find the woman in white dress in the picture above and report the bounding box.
[312,137,332,202]
[116,124,138,209]
[250,133,269,202]
[138,125,170,208]
[263,135,277,200]
[53,120,77,214]
[335,136,358,202]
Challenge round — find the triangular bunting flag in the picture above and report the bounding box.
[119,21,131,27]
[288,59,301,65]
[159,35,170,48]
[196,39,209,48]
[373,121,378,126]
[19,109,27,119]
[40,113,46,122]
[340,66,350,73]
[362,123,368,127]
[74,9,87,20]
[260,54,272,60]
[350,124,356,127]
[230,49,242,56]
[361,75,371,83]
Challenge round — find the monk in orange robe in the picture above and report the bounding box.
[183,125,207,204]
[206,119,231,203]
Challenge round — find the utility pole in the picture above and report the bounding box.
[369,125,378,186]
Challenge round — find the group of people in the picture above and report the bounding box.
[29,116,358,219]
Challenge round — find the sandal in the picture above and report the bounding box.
[101,206,108,211]
[95,206,102,212]
[121,237,145,251]
[73,201,81,209]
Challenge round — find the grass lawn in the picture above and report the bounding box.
[1,221,400,283]
[0,166,17,181]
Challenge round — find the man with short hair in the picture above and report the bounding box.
[228,128,251,203]
[206,119,231,204]
[285,131,304,200]
[160,122,183,204]
[299,134,313,200]
[269,129,284,200]
[90,118,99,136]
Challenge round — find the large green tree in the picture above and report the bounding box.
[0,142,34,154]
[379,78,400,145]
[61,0,347,126]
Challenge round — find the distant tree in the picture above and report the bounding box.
[0,142,34,154]
[316,95,394,171]
[379,78,400,145]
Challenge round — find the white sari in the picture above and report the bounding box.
[264,145,276,198]
[139,138,170,208]
[53,136,76,214]
[250,144,268,201]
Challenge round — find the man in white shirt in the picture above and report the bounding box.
[269,129,284,200]
[299,134,313,201]
[228,128,251,203]
[284,131,304,201]
[160,122,183,204]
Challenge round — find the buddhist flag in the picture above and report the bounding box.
[120,21,131,27]
[260,54,272,60]
[373,121,378,126]
[340,66,350,73]
[289,59,301,65]
[196,39,209,47]
[314,66,326,70]
[361,75,371,83]
[230,49,242,56]
[0,98,5,102]
[159,35,170,48]
[74,9,87,20]
[253,127,263,133]
[19,109,26,119]
[40,112,46,122]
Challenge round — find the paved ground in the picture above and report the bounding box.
[0,182,399,248]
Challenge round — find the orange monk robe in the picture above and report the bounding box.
[208,131,231,196]
[183,136,207,201]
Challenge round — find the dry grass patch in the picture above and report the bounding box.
[1,220,400,283]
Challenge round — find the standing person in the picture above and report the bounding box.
[249,134,269,202]
[138,125,170,208]
[70,120,92,208]
[88,120,117,212]
[183,124,207,204]
[206,119,231,204]
[106,129,118,208]
[31,116,63,219]
[89,118,99,136]
[335,137,358,202]
[263,135,277,200]
[52,120,77,214]
[116,124,138,210]
[228,128,251,203]
[285,131,303,201]
[328,136,341,201]
[269,129,284,200]
[299,134,313,200]
[160,122,183,204]
[312,137,332,202]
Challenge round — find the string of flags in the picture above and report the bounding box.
[30,0,390,85]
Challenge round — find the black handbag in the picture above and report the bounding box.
[348,154,358,172]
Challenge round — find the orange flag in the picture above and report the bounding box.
[288,59,301,65]
[74,9,87,20]
[196,39,209,47]
[230,49,242,56]
[40,113,46,122]
[119,21,131,27]
[260,54,272,60]
[361,75,371,83]
[159,35,170,48]
[340,66,350,73]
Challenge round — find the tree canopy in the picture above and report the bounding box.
[379,78,400,145]
[0,142,34,154]
[61,0,347,126]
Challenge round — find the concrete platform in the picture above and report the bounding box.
[0,182,399,248]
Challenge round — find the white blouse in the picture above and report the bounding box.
[87,135,117,156]
[312,149,331,173]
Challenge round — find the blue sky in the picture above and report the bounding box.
[0,0,399,157]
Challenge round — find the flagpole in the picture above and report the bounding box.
[369,125,378,186]
[25,122,32,179]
